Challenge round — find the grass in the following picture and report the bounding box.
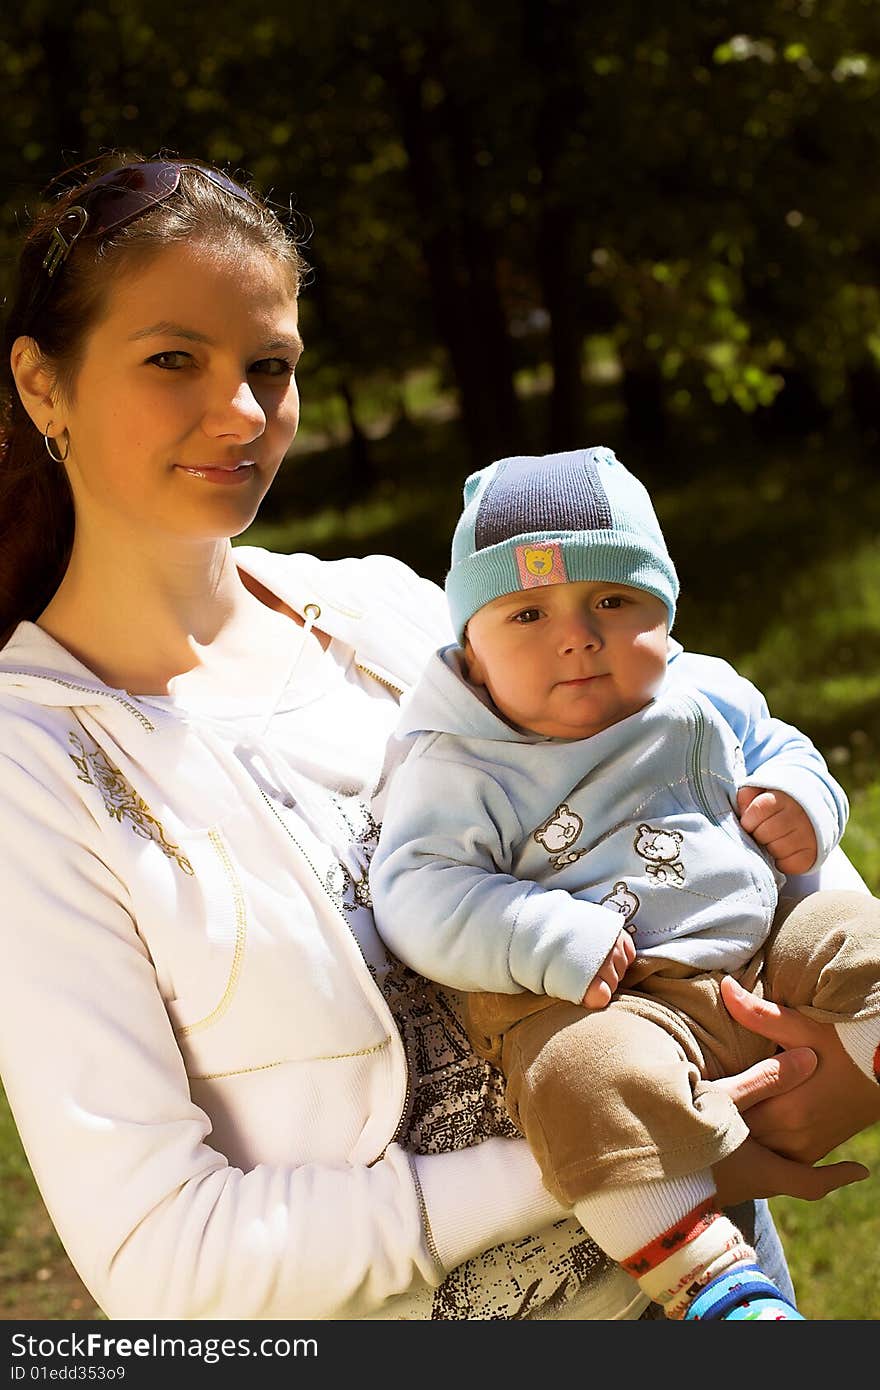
[771,1130,880,1320]
[0,1089,103,1320]
[1,387,879,1321]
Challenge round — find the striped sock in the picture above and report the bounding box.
[575,1179,759,1320]
[574,1172,715,1259]
[627,1205,756,1319]
[683,1264,805,1320]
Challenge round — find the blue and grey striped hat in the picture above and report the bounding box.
[445,446,679,641]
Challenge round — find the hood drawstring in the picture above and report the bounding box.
[256,602,322,740]
[232,604,374,880]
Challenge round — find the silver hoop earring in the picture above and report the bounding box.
[43,422,70,464]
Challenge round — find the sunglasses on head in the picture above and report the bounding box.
[28,160,259,321]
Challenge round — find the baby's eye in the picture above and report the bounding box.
[147,351,192,370]
[512,608,542,624]
[250,357,295,377]
[597,594,624,609]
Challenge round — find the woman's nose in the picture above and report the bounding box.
[203,380,267,440]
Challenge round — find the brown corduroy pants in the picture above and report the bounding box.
[465,890,880,1205]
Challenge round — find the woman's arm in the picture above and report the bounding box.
[0,747,564,1319]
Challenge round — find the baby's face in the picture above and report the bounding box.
[463,580,669,739]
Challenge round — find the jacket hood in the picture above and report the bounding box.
[0,548,451,716]
[0,622,146,716]
[396,645,539,742]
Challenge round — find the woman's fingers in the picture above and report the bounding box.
[708,1046,818,1113]
[713,1136,869,1208]
[720,974,814,1048]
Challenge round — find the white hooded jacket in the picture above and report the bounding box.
[0,548,589,1321]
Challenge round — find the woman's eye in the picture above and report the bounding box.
[250,357,295,377]
[147,351,192,370]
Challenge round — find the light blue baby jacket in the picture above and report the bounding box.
[370,643,847,1006]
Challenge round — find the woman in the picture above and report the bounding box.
[0,155,871,1321]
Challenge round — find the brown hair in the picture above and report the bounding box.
[0,154,309,646]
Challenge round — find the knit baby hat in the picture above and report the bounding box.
[445,446,679,641]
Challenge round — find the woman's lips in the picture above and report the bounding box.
[176,463,256,485]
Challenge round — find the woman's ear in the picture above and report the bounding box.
[9,335,63,433]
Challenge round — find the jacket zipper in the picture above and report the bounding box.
[2,672,156,731]
[683,695,720,826]
[255,785,413,1151]
[355,663,404,698]
[4,659,402,717]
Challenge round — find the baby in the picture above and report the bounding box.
[370,446,880,1320]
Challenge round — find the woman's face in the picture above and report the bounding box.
[52,238,302,546]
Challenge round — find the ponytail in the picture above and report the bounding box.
[0,367,73,647]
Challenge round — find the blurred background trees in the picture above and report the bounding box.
[4,0,880,472]
[3,2,879,724]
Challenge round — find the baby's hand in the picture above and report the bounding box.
[736,786,818,876]
[581,929,636,1010]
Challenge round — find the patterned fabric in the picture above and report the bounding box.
[683,1265,803,1320]
[377,952,617,1319]
[622,1197,719,1276]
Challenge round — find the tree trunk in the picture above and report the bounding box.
[38,13,89,178]
[527,0,587,452]
[338,380,374,498]
[380,59,520,467]
[620,357,668,446]
[846,361,880,440]
[756,366,830,438]
[538,205,584,452]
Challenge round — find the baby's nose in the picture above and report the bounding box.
[560,616,602,653]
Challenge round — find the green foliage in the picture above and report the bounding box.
[6,2,880,453]
[845,782,880,891]
[729,539,880,854]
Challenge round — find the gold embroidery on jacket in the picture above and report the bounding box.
[177,831,246,1037]
[187,1035,393,1082]
[68,732,193,875]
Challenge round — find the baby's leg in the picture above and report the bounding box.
[500,998,801,1319]
[763,889,880,1091]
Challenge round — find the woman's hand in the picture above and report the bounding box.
[719,975,880,1162]
[705,975,879,1207]
[711,1131,867,1210]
